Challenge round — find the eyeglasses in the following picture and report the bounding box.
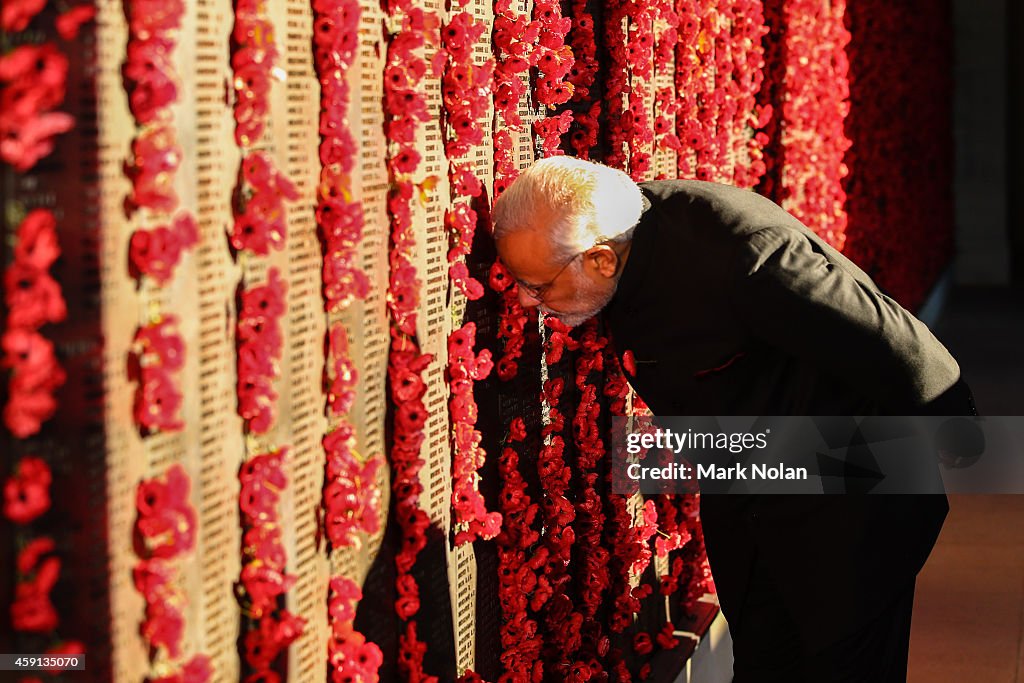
[514,251,584,303]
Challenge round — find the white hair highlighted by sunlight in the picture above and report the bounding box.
[492,156,644,262]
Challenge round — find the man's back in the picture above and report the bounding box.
[602,178,957,655]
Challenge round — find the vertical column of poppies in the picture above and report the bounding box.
[723,0,770,189]
[753,0,785,201]
[131,464,212,681]
[0,0,90,172]
[2,209,66,438]
[228,0,305,674]
[651,0,683,171]
[624,0,655,180]
[529,0,573,157]
[841,1,954,307]
[672,0,718,181]
[438,1,501,546]
[775,0,852,250]
[486,0,543,654]
[530,318,585,677]
[671,0,700,178]
[309,0,384,677]
[708,3,736,177]
[121,0,195,435]
[236,448,306,678]
[229,0,297,433]
[445,323,499,544]
[565,320,614,678]
[564,0,599,159]
[380,0,438,678]
[489,0,537,384]
[326,577,383,681]
[3,455,87,670]
[489,411,544,680]
[1,0,82,438]
[2,211,76,677]
[2,4,91,673]
[602,0,630,170]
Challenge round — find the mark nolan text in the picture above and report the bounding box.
[699,463,807,480]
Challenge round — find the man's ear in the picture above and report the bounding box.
[586,245,620,278]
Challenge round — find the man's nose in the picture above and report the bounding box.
[517,287,541,308]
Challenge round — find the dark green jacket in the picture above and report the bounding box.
[603,179,974,650]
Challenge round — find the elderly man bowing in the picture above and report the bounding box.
[492,156,976,682]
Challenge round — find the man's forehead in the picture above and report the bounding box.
[495,228,554,278]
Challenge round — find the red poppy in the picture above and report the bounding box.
[13,209,59,270]
[1,0,45,30]
[3,456,52,524]
[142,598,185,657]
[134,365,184,432]
[133,558,173,598]
[55,4,97,40]
[11,591,57,632]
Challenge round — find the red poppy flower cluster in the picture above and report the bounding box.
[380,2,438,678]
[565,321,612,676]
[386,343,434,679]
[625,0,655,180]
[382,2,434,334]
[130,316,186,433]
[531,0,574,109]
[312,0,370,318]
[129,213,199,284]
[3,456,51,524]
[447,322,500,545]
[566,0,598,106]
[724,0,770,188]
[312,0,377,584]
[532,319,586,676]
[231,0,277,148]
[322,419,382,548]
[237,449,306,679]
[0,43,73,171]
[122,0,182,123]
[2,209,66,438]
[494,418,543,680]
[122,0,199,279]
[440,8,492,158]
[236,267,286,433]
[323,325,355,416]
[231,152,298,256]
[492,0,539,197]
[530,0,573,158]
[487,261,530,383]
[650,0,682,166]
[2,0,45,31]
[327,576,383,682]
[440,2,491,300]
[132,465,210,680]
[773,0,851,250]
[11,536,61,633]
[600,0,631,171]
[6,456,61,638]
[124,125,183,214]
[533,111,573,160]
[841,0,954,309]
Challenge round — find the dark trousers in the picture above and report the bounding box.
[730,561,916,682]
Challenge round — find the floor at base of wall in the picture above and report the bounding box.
[909,286,1024,683]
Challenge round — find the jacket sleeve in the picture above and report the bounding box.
[729,227,972,415]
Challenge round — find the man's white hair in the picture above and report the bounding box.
[492,156,644,262]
